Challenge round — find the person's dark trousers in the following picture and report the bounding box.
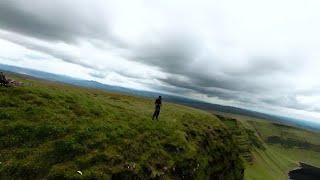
[152,107,160,120]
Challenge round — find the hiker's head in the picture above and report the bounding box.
[159,96,162,99]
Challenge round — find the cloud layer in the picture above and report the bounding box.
[1,0,320,122]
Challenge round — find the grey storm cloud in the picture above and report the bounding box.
[131,33,200,74]
[0,0,127,48]
[0,32,98,70]
[129,33,318,113]
[0,0,320,120]
[132,39,273,94]
[157,76,241,101]
[0,1,94,42]
[89,71,108,79]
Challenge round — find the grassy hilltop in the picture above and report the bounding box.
[1,73,319,180]
[0,75,244,179]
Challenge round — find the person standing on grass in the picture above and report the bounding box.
[152,96,162,120]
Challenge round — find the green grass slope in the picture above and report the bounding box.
[213,111,320,180]
[246,120,320,180]
[0,76,244,179]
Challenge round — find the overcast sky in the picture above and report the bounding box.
[0,0,320,122]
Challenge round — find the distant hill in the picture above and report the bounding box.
[1,64,319,132]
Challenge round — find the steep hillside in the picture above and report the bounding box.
[0,75,244,179]
[214,111,320,180]
[214,115,265,165]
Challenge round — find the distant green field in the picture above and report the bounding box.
[0,75,244,179]
[213,111,320,180]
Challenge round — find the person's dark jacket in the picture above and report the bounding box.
[155,98,162,109]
